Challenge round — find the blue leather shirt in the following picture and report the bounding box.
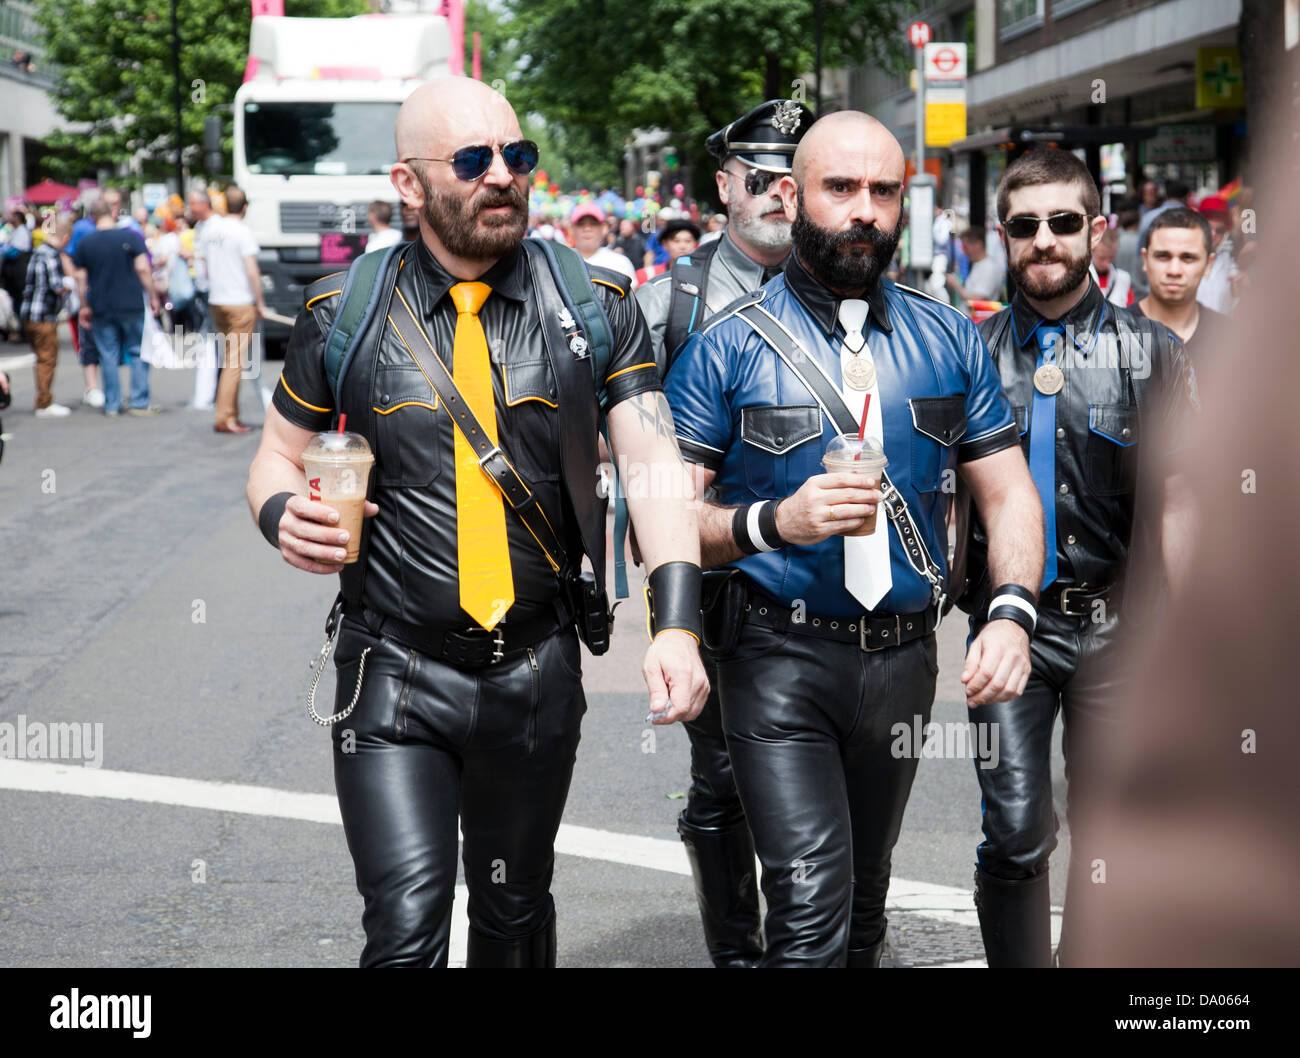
[665,254,1019,616]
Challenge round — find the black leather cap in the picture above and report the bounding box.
[705,98,815,172]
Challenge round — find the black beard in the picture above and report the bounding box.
[1008,242,1092,301]
[790,189,901,293]
[416,169,527,259]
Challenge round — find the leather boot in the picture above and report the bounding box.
[846,922,888,968]
[973,867,1052,968]
[466,914,557,968]
[678,815,763,967]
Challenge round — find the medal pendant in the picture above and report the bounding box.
[1034,363,1064,395]
[843,356,876,391]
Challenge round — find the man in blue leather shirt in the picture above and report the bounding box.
[664,112,1044,967]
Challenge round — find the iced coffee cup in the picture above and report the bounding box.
[821,434,888,536]
[301,430,374,563]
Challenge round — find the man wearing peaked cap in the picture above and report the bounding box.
[634,97,811,968]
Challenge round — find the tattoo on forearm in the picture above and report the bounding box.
[628,391,681,447]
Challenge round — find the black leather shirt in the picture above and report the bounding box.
[274,239,660,627]
[966,279,1195,596]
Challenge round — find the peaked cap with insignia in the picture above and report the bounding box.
[705,98,815,173]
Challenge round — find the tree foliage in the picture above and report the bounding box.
[500,0,913,196]
[35,0,366,186]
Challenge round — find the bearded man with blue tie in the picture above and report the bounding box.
[663,111,1044,967]
[960,149,1196,968]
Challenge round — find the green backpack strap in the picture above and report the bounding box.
[533,239,635,599]
[323,241,407,409]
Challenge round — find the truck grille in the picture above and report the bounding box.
[279,201,381,235]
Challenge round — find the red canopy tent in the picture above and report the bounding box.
[22,180,79,205]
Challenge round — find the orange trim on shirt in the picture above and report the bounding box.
[605,361,657,383]
[279,376,332,413]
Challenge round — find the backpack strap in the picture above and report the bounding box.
[530,239,638,599]
[663,240,719,369]
[323,241,407,410]
[532,239,614,404]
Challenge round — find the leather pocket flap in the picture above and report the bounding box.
[374,366,437,413]
[1089,403,1138,447]
[503,358,558,407]
[909,395,968,446]
[740,404,822,455]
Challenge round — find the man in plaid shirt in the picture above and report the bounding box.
[20,218,72,417]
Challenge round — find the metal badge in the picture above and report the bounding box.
[557,307,576,330]
[1034,363,1065,395]
[569,334,589,358]
[843,355,876,391]
[772,99,804,135]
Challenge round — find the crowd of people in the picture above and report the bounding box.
[0,183,266,431]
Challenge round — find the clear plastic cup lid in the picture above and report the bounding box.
[824,433,886,464]
[303,430,372,458]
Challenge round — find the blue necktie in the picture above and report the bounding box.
[1028,325,1062,590]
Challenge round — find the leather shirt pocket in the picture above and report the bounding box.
[499,357,561,485]
[1086,403,1139,497]
[910,395,968,493]
[373,365,441,487]
[740,404,822,498]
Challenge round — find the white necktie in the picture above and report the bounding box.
[837,299,892,610]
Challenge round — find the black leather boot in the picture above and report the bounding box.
[846,922,888,968]
[678,815,764,967]
[973,867,1052,968]
[466,914,557,968]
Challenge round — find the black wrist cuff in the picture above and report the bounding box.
[731,501,787,556]
[991,582,1037,605]
[647,560,703,642]
[259,491,293,550]
[988,604,1035,638]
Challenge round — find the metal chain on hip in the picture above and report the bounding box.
[305,629,371,726]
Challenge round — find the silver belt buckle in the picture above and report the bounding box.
[1058,587,1085,614]
[478,444,502,469]
[491,625,504,663]
[860,614,901,652]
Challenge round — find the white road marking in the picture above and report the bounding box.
[0,758,1060,965]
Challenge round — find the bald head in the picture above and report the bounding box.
[395,76,521,162]
[778,111,906,295]
[791,112,904,186]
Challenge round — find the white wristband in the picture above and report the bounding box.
[746,501,778,552]
[988,593,1037,628]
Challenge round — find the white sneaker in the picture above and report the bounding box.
[82,388,105,408]
[35,403,72,418]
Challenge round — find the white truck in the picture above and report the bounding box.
[232,12,454,346]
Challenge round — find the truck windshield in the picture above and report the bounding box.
[243,102,401,176]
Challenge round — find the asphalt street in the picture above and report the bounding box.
[0,337,1069,968]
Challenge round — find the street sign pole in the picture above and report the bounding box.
[915,43,926,177]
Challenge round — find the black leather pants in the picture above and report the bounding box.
[968,606,1129,881]
[679,664,764,966]
[329,616,587,967]
[716,620,938,967]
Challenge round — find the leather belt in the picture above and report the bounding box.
[351,603,566,669]
[742,589,937,652]
[1038,583,1118,617]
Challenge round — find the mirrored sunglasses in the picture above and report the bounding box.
[1004,212,1088,240]
[406,140,540,182]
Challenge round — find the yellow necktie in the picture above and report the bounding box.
[449,281,514,629]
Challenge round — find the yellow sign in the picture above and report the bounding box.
[1196,47,1244,109]
[926,102,966,147]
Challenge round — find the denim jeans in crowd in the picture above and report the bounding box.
[91,309,149,413]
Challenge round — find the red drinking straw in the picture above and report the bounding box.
[338,413,347,434]
[854,394,870,459]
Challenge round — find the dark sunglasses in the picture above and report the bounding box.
[405,140,540,182]
[1003,212,1089,240]
[728,166,780,197]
